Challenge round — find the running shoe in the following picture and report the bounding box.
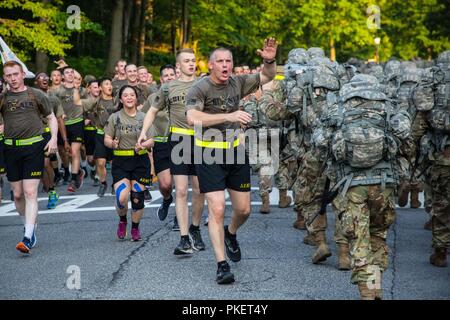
[47,190,59,209]
[23,227,37,248]
[224,225,241,262]
[131,228,142,242]
[216,261,235,284]
[189,225,205,251]
[144,189,152,202]
[117,221,127,240]
[174,237,194,255]
[63,171,71,184]
[157,195,173,221]
[97,184,107,197]
[204,216,209,226]
[67,181,76,193]
[172,216,180,231]
[75,170,85,189]
[16,237,32,254]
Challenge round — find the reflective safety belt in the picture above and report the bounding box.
[195,138,240,149]
[113,149,148,156]
[170,126,194,136]
[65,117,84,125]
[4,135,44,146]
[96,128,105,135]
[153,136,168,143]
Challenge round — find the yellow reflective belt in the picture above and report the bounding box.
[96,128,105,135]
[170,126,194,136]
[274,74,285,80]
[65,117,84,125]
[113,149,148,156]
[195,138,240,149]
[153,136,168,143]
[4,135,44,146]
[84,125,96,131]
[44,127,51,133]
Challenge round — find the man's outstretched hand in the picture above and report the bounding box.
[256,38,278,61]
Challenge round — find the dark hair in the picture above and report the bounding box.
[60,66,73,75]
[159,64,176,76]
[117,85,138,110]
[87,80,99,87]
[99,77,112,86]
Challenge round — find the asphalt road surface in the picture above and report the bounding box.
[0,175,448,300]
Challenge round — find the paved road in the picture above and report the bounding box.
[0,176,448,300]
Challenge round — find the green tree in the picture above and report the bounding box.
[0,0,102,64]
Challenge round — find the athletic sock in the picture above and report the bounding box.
[24,223,35,239]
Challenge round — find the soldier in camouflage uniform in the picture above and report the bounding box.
[413,50,450,267]
[243,81,293,214]
[318,74,411,299]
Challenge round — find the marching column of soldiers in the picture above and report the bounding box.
[0,43,448,299]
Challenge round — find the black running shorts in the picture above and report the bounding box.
[94,132,113,161]
[112,153,151,185]
[153,141,171,175]
[194,145,251,193]
[4,140,45,182]
[169,134,196,176]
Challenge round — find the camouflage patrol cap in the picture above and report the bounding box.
[83,74,96,85]
[307,47,325,59]
[287,48,309,64]
[437,50,450,64]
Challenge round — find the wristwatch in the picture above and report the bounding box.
[264,59,276,64]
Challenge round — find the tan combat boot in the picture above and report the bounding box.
[312,231,332,264]
[278,189,292,208]
[337,244,351,270]
[293,211,306,230]
[430,248,448,267]
[303,233,317,246]
[410,189,422,209]
[397,183,409,207]
[358,282,376,300]
[260,194,270,214]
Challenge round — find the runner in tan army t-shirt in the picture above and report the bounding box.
[137,49,206,257]
[104,85,150,242]
[1,61,58,254]
[185,39,278,284]
[140,64,176,225]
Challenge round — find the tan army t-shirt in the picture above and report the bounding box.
[185,74,261,141]
[82,97,117,129]
[152,79,196,131]
[51,86,87,121]
[104,109,146,150]
[1,87,53,139]
[142,92,169,138]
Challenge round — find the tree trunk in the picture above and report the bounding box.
[330,36,336,62]
[130,0,142,65]
[35,0,50,73]
[181,0,189,48]
[123,0,133,61]
[147,0,154,44]
[106,0,124,76]
[35,51,49,74]
[138,0,148,66]
[170,1,176,56]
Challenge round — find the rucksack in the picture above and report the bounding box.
[330,76,397,169]
[428,65,450,134]
[394,68,422,114]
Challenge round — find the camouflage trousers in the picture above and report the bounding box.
[339,185,396,284]
[291,150,329,235]
[254,141,296,197]
[428,164,450,248]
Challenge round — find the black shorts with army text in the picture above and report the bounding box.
[4,139,45,182]
[194,145,251,194]
[112,152,151,185]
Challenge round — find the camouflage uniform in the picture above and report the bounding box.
[322,74,411,298]
[414,51,450,266]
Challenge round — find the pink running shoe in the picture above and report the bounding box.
[117,221,127,240]
[131,228,142,242]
